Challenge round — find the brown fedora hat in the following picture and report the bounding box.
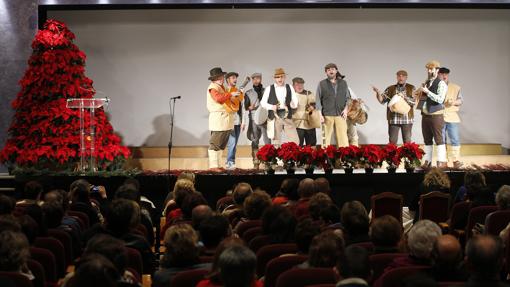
[273,68,286,77]
[225,72,239,79]
[208,67,227,80]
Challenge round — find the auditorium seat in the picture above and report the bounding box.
[351,241,374,253]
[242,226,263,244]
[249,235,271,253]
[27,259,45,287]
[275,268,337,287]
[30,246,57,284]
[464,205,498,239]
[235,219,262,238]
[376,266,430,287]
[419,191,450,223]
[67,210,90,230]
[371,192,403,225]
[199,256,214,263]
[441,201,471,233]
[216,195,234,212]
[484,209,510,236]
[170,269,209,287]
[369,253,409,281]
[47,228,74,263]
[33,237,66,277]
[0,271,33,287]
[264,255,308,287]
[256,243,298,277]
[125,247,143,276]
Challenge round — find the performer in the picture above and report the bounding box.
[419,60,448,168]
[291,77,318,146]
[261,68,299,145]
[316,63,351,147]
[346,87,361,146]
[372,70,416,144]
[206,67,239,169]
[244,73,270,169]
[439,67,464,168]
[225,72,246,169]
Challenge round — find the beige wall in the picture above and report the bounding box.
[49,8,510,148]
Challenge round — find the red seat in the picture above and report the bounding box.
[376,266,430,287]
[33,237,66,277]
[67,210,90,230]
[242,226,263,244]
[30,247,57,283]
[235,219,262,237]
[484,210,510,236]
[447,201,471,231]
[125,247,143,276]
[249,235,271,253]
[0,271,33,287]
[419,191,450,223]
[351,241,374,253]
[216,196,234,212]
[465,205,498,239]
[199,256,214,263]
[264,255,308,287]
[275,268,337,287]
[371,192,403,225]
[170,269,209,287]
[47,228,74,263]
[27,259,45,287]
[256,243,298,277]
[369,253,409,281]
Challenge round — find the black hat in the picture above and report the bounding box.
[208,67,227,81]
[292,77,305,84]
[225,72,239,79]
[438,67,450,74]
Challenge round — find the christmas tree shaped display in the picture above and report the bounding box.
[0,19,129,171]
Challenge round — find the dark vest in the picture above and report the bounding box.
[268,84,293,119]
[426,77,444,114]
[386,83,415,120]
[318,78,348,116]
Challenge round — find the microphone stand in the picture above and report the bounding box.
[168,97,179,172]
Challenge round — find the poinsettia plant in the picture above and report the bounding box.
[338,145,361,168]
[0,19,129,171]
[298,145,315,168]
[256,144,278,168]
[312,146,329,170]
[398,142,424,168]
[324,145,339,169]
[277,142,300,169]
[382,144,402,168]
[360,145,384,168]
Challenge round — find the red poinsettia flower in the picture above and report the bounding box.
[338,145,362,168]
[398,142,425,167]
[277,142,300,167]
[298,145,315,166]
[256,144,277,164]
[382,143,402,167]
[360,144,383,167]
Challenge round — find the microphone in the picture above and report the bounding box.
[170,96,181,100]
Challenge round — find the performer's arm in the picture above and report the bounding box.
[261,86,275,111]
[348,87,357,99]
[454,90,463,106]
[404,87,417,105]
[315,84,323,114]
[209,88,231,104]
[372,86,385,104]
[289,85,298,109]
[424,81,447,104]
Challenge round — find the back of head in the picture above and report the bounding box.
[423,168,451,190]
[0,230,30,272]
[279,178,299,201]
[320,204,341,225]
[192,204,213,230]
[173,179,195,207]
[105,199,140,236]
[71,182,91,203]
[199,215,231,249]
[308,192,333,221]
[243,190,272,220]
[407,220,442,260]
[233,183,253,206]
[298,178,316,199]
[262,205,296,243]
[0,195,15,215]
[370,215,402,248]
[341,201,369,237]
[181,192,208,219]
[466,235,503,277]
[69,254,120,287]
[219,245,257,287]
[295,218,321,254]
[464,171,487,200]
[496,185,510,210]
[42,201,65,228]
[177,172,196,184]
[314,177,331,195]
[123,178,140,192]
[23,180,43,200]
[162,223,199,268]
[43,190,66,210]
[84,234,128,274]
[337,245,371,281]
[432,235,462,271]
[115,184,141,203]
[308,230,345,268]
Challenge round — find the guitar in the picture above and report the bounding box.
[224,76,250,113]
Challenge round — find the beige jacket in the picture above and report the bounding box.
[292,91,316,129]
[443,82,462,123]
[207,82,234,131]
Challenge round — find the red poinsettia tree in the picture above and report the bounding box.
[0,19,129,171]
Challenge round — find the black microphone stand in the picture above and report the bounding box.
[168,97,178,172]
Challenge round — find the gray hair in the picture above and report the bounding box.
[496,185,510,210]
[407,220,442,259]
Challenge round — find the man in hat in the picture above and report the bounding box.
[225,72,245,169]
[206,67,240,169]
[243,73,270,169]
[316,63,351,147]
[260,68,299,145]
[419,60,448,168]
[439,67,463,168]
[372,69,416,144]
[292,77,318,146]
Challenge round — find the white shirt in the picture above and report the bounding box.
[261,83,298,111]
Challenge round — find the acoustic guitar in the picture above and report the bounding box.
[224,76,250,113]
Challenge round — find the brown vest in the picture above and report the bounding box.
[386,83,415,120]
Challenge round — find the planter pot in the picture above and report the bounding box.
[344,167,354,174]
[405,167,415,174]
[324,168,333,175]
[266,169,275,175]
[365,167,374,174]
[305,168,314,175]
[387,167,397,174]
[286,168,296,175]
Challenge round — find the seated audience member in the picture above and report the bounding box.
[162,178,195,219]
[42,200,82,257]
[314,177,332,196]
[465,235,508,287]
[335,245,371,286]
[273,178,299,206]
[17,180,43,206]
[219,245,261,287]
[0,231,36,284]
[308,192,334,222]
[300,230,345,268]
[82,199,155,275]
[454,174,496,231]
[0,194,15,215]
[152,223,211,287]
[163,172,196,206]
[429,235,467,282]
[261,205,297,244]
[64,254,121,287]
[320,204,342,229]
[497,186,510,241]
[295,218,322,255]
[454,170,487,203]
[409,168,451,220]
[341,201,370,245]
[69,180,102,225]
[181,192,209,222]
[294,178,317,218]
[115,183,154,234]
[197,237,248,287]
[370,215,403,254]
[222,182,253,218]
[234,190,272,233]
[43,189,81,233]
[199,215,231,256]
[123,178,158,223]
[192,205,214,230]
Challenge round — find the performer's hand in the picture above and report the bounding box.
[241,123,246,131]
[272,105,278,111]
[341,107,349,119]
[422,86,430,94]
[98,186,107,199]
[371,85,380,94]
[230,91,240,97]
[320,115,325,123]
[248,104,255,111]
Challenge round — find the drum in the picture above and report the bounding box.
[388,94,411,115]
[254,107,268,125]
[347,99,368,125]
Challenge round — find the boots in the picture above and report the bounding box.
[252,148,260,169]
[216,150,223,169]
[436,144,448,168]
[437,161,448,168]
[421,145,433,169]
[450,145,463,169]
[208,150,218,169]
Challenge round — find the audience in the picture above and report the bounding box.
[234,190,272,232]
[162,178,195,219]
[222,182,253,217]
[0,230,36,285]
[409,168,451,219]
[314,177,332,196]
[272,178,299,206]
[308,192,333,222]
[192,204,213,230]
[199,215,231,256]
[370,215,403,254]
[335,245,371,286]
[300,230,345,268]
[430,234,467,282]
[64,254,120,287]
[294,218,321,254]
[218,245,261,287]
[261,205,297,244]
[465,235,507,287]
[341,201,370,245]
[294,178,317,218]
[69,180,102,225]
